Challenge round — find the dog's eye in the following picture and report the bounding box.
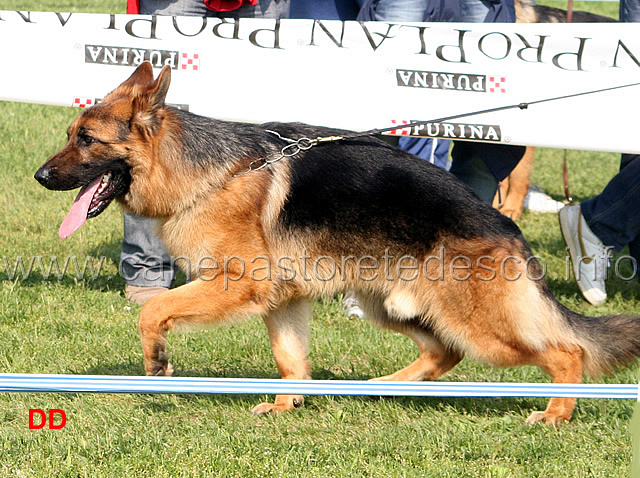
[80,135,98,146]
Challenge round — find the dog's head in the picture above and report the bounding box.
[34,61,171,238]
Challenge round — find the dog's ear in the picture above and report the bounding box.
[130,65,172,137]
[122,61,156,89]
[147,64,171,109]
[106,62,156,99]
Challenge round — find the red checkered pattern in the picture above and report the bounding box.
[488,76,506,93]
[181,52,200,71]
[389,119,411,136]
[72,97,94,108]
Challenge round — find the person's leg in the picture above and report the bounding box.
[460,0,516,22]
[120,213,176,304]
[448,151,498,203]
[620,0,640,23]
[560,155,640,305]
[620,155,640,280]
[561,0,639,303]
[366,0,430,21]
[618,2,640,260]
[459,0,492,22]
[581,155,640,254]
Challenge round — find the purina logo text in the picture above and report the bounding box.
[396,69,507,93]
[391,120,502,142]
[85,44,199,71]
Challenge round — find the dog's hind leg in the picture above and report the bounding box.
[358,295,462,381]
[373,320,462,382]
[524,344,584,426]
[138,278,271,377]
[251,298,312,415]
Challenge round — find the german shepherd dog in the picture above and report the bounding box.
[35,62,640,425]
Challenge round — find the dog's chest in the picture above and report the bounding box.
[158,195,270,277]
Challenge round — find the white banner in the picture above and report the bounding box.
[0,11,639,153]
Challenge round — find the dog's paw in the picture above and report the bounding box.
[147,361,174,377]
[525,410,569,426]
[251,395,304,415]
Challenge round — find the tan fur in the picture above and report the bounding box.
[493,146,535,220]
[515,0,539,23]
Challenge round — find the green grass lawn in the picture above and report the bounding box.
[1,1,639,477]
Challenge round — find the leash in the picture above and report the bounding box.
[562,0,574,202]
[563,149,574,204]
[567,0,574,24]
[234,80,640,177]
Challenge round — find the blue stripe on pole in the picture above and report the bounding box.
[0,374,636,399]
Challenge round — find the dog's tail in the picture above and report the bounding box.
[557,302,640,375]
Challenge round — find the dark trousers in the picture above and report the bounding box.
[581,154,640,263]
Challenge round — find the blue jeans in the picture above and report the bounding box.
[621,0,640,22]
[460,0,493,22]
[365,0,495,22]
[366,0,432,21]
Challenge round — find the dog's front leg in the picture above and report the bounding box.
[251,298,312,415]
[138,277,271,377]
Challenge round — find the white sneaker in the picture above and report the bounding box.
[524,188,564,213]
[558,205,611,306]
[342,291,365,319]
[125,285,169,306]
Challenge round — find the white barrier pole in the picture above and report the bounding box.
[0,374,636,399]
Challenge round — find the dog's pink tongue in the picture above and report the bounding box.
[58,176,102,238]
